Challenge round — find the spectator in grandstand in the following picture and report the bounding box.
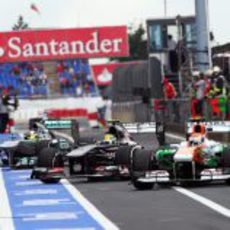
[60,77,68,95]
[57,62,65,73]
[84,82,90,97]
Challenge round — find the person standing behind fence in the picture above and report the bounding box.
[167,35,178,73]
[212,66,228,119]
[213,66,226,96]
[163,78,177,121]
[193,72,206,118]
[163,78,177,100]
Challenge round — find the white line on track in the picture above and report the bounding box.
[166,133,185,141]
[0,169,15,230]
[168,133,230,218]
[173,186,230,218]
[61,179,119,230]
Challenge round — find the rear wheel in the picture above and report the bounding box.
[226,179,230,185]
[222,147,230,168]
[132,178,154,190]
[36,140,50,155]
[132,149,154,171]
[220,147,230,185]
[37,147,63,168]
[40,178,61,184]
[15,142,36,157]
[115,145,136,166]
[131,149,155,190]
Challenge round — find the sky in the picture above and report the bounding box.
[0,0,229,45]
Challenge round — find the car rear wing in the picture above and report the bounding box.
[186,121,230,134]
[43,120,75,130]
[36,119,80,145]
[123,122,165,145]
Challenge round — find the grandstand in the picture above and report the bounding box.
[0,59,98,98]
[56,59,98,97]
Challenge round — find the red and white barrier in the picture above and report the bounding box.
[46,108,99,127]
[12,97,105,127]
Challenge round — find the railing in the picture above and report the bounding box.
[112,98,230,123]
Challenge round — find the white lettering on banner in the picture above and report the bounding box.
[22,212,79,221]
[14,189,58,196]
[7,31,123,59]
[22,198,72,206]
[34,42,49,56]
[50,39,59,55]
[85,32,99,54]
[71,41,85,54]
[8,37,21,58]
[113,39,123,52]
[23,43,34,57]
[100,39,112,53]
[59,41,70,55]
[0,47,5,57]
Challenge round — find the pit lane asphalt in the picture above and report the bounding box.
[15,125,230,229]
[69,134,230,230]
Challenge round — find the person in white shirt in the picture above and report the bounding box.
[167,35,177,50]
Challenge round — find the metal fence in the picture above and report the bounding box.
[112,98,230,124]
[112,101,151,123]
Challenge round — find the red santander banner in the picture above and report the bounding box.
[0,26,129,63]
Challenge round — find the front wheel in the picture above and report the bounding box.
[40,178,61,184]
[132,178,154,190]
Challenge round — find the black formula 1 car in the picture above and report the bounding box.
[31,119,164,183]
[127,120,230,190]
[66,121,164,181]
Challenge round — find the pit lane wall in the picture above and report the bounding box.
[12,97,105,127]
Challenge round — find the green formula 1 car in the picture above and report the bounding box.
[127,120,230,190]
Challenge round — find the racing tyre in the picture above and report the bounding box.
[131,149,155,190]
[40,178,61,184]
[15,142,36,156]
[132,179,154,190]
[115,146,134,166]
[222,148,230,185]
[132,149,154,171]
[37,147,62,168]
[36,140,50,155]
[222,147,230,168]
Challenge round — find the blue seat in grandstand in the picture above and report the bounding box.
[82,63,91,75]
[73,63,81,73]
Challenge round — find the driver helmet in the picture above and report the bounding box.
[188,134,205,146]
[24,131,39,140]
[102,134,117,145]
